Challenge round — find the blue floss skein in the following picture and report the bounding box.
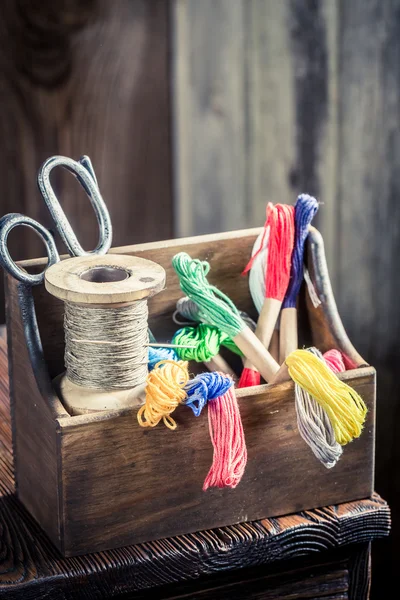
[282,194,319,308]
[148,346,179,371]
[184,372,233,416]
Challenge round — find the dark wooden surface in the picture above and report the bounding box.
[7,230,376,556]
[0,0,173,322]
[0,328,391,597]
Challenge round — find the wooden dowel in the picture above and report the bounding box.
[256,298,282,348]
[241,297,281,374]
[269,362,290,385]
[279,307,298,363]
[233,326,279,382]
[269,328,280,363]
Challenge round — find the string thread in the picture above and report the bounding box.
[174,296,257,332]
[283,194,319,308]
[265,203,296,301]
[148,347,179,370]
[248,229,269,313]
[172,324,242,362]
[185,372,233,416]
[64,301,148,390]
[203,385,247,490]
[295,348,343,468]
[287,349,367,445]
[172,253,245,338]
[137,360,189,430]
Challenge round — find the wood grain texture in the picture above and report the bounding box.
[172,0,336,236]
[246,0,296,224]
[0,0,172,322]
[172,0,247,235]
[4,279,64,550]
[0,336,390,597]
[122,545,372,599]
[58,369,375,555]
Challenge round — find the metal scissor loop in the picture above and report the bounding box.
[37,155,112,257]
[0,214,60,285]
[0,155,113,286]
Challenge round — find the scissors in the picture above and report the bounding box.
[0,155,112,286]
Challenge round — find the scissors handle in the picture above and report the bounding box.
[37,155,112,257]
[0,214,60,285]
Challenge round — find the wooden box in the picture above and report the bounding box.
[5,227,375,557]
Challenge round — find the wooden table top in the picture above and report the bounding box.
[0,333,390,599]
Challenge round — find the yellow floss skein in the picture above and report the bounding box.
[286,349,367,445]
[137,360,189,430]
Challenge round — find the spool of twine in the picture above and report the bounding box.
[64,301,149,390]
[45,254,166,413]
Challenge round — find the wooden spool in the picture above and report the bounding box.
[45,254,166,415]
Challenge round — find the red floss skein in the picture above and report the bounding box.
[265,203,296,301]
[239,203,295,389]
[203,385,247,491]
[238,367,260,388]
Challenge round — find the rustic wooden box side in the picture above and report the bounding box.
[4,277,67,552]
[58,370,375,555]
[5,227,375,556]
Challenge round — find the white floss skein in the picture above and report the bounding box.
[248,228,269,313]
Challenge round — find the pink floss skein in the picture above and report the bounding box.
[203,385,247,491]
[323,349,346,374]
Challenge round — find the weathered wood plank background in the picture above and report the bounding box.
[0,0,173,320]
[0,0,397,596]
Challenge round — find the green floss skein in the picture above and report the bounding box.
[172,253,245,339]
[173,324,243,362]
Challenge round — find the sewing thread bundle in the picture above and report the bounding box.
[172,253,280,382]
[148,346,178,370]
[280,195,319,361]
[295,348,344,468]
[173,296,257,332]
[239,203,295,387]
[138,361,247,489]
[286,349,367,445]
[172,324,242,363]
[240,227,270,388]
[137,360,189,430]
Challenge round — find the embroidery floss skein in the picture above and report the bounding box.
[251,203,295,345]
[173,296,257,332]
[202,382,247,491]
[185,372,247,489]
[137,360,189,430]
[239,227,279,387]
[323,349,346,374]
[172,324,240,378]
[239,229,266,388]
[148,346,179,371]
[280,194,319,362]
[240,204,295,385]
[295,347,343,468]
[286,349,367,445]
[172,253,280,382]
[185,371,233,416]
